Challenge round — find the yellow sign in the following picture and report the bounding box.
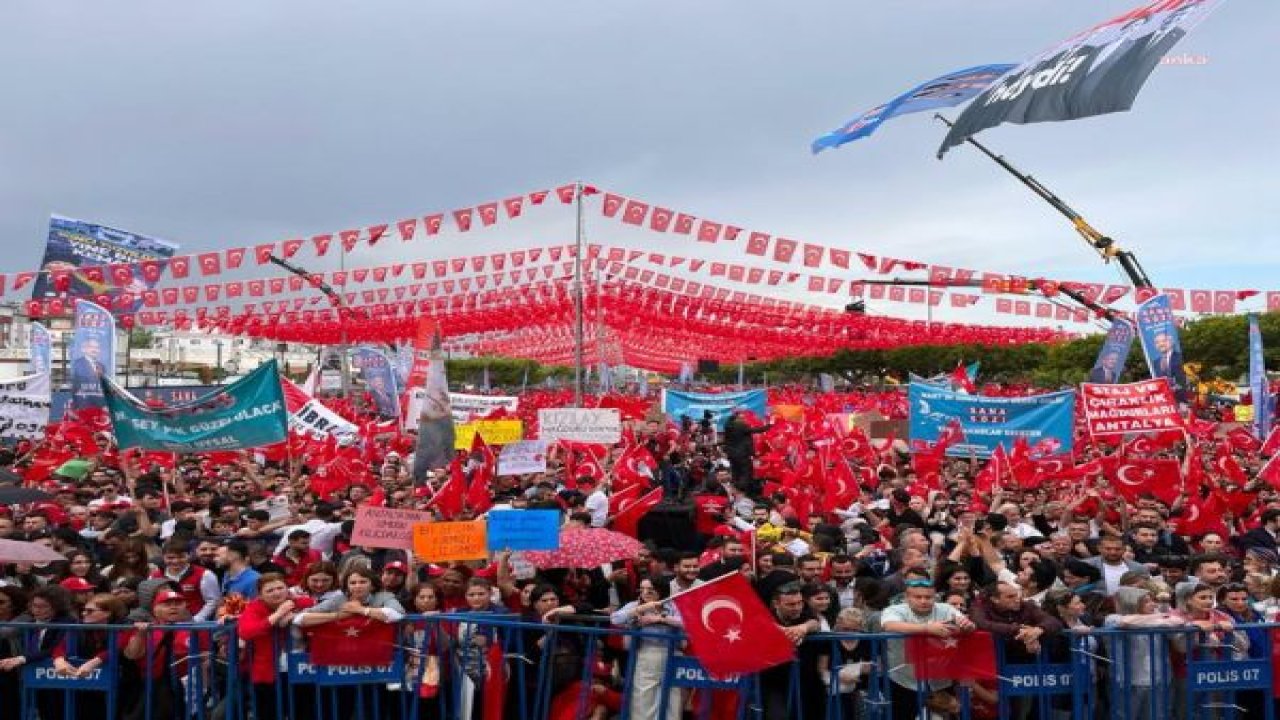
[772,404,805,422]
[454,419,524,449]
[412,521,488,562]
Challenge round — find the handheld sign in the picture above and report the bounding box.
[350,506,434,550]
[486,510,561,552]
[412,521,488,562]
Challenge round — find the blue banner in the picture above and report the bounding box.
[666,656,743,690]
[352,346,400,419]
[486,509,561,552]
[22,659,114,691]
[1249,314,1272,440]
[31,215,178,312]
[662,389,769,430]
[812,64,1016,153]
[908,383,1075,458]
[29,322,51,378]
[1136,294,1188,402]
[287,651,402,686]
[69,300,117,412]
[1089,318,1136,384]
[104,360,288,451]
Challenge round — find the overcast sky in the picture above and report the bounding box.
[0,1,1274,331]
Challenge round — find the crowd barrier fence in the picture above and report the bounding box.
[4,617,1280,720]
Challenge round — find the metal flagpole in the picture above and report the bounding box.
[573,180,586,408]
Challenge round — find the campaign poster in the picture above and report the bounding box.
[32,215,178,312]
[69,300,116,411]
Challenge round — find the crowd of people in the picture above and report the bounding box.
[1,382,1279,720]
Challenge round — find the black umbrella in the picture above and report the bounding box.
[0,485,54,505]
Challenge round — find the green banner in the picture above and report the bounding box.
[103,360,288,451]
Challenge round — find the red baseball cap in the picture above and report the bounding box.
[152,590,185,608]
[59,577,94,592]
[383,561,408,574]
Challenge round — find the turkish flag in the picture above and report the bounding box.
[668,573,795,677]
[649,207,673,232]
[1111,458,1182,505]
[773,238,797,263]
[1226,426,1263,453]
[307,618,395,666]
[611,486,662,538]
[1262,425,1280,457]
[904,632,998,681]
[697,221,722,243]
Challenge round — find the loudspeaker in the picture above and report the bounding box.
[697,359,720,374]
[637,500,700,551]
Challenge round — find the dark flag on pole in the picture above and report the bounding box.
[938,0,1224,157]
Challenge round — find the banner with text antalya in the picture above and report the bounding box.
[351,346,400,419]
[103,360,288,451]
[1136,294,1188,402]
[662,388,769,430]
[1089,318,1136,384]
[1249,314,1273,440]
[29,322,51,378]
[449,393,520,423]
[0,373,52,441]
[281,377,358,439]
[908,383,1075,458]
[69,300,117,412]
[1081,378,1184,437]
[31,215,179,311]
[938,0,1224,156]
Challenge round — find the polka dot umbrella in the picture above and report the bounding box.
[522,527,646,569]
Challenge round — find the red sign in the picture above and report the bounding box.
[405,316,437,389]
[1081,379,1184,437]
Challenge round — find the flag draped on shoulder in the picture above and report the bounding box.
[812,64,1015,153]
[938,0,1225,157]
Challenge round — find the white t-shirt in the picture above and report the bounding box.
[585,490,609,527]
[1102,561,1128,596]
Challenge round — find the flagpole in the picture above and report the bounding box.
[572,180,586,408]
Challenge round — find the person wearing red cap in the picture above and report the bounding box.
[58,577,96,613]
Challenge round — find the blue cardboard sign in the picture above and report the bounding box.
[1187,660,1271,693]
[486,509,561,552]
[998,664,1073,696]
[287,651,402,686]
[667,655,743,690]
[662,389,768,430]
[22,659,114,690]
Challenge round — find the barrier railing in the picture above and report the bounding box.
[4,617,1278,720]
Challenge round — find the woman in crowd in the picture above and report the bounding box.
[1103,585,1184,720]
[815,607,872,720]
[1216,582,1269,719]
[239,573,314,720]
[610,575,682,720]
[59,550,109,592]
[802,582,839,632]
[294,561,342,604]
[104,538,152,584]
[403,581,447,720]
[0,585,78,720]
[51,593,128,720]
[0,586,30,709]
[454,577,505,720]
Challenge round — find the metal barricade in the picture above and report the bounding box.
[9,616,1280,720]
[1,619,241,720]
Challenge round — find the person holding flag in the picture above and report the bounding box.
[880,567,984,720]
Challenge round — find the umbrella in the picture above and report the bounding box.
[522,528,646,569]
[0,538,66,564]
[0,486,54,505]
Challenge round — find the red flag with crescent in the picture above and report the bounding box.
[668,572,795,676]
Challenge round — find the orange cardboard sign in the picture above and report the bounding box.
[411,521,488,562]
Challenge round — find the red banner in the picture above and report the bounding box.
[1081,379,1184,437]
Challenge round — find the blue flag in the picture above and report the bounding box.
[909,382,1075,458]
[1136,294,1188,402]
[812,64,1016,153]
[1089,319,1136,384]
[1249,314,1272,440]
[103,360,288,451]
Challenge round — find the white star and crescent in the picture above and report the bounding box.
[700,597,746,643]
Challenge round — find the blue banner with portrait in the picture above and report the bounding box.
[662,389,768,430]
[1136,294,1188,402]
[1249,314,1273,440]
[69,300,117,412]
[29,322,51,378]
[32,215,178,312]
[908,383,1075,458]
[1089,318,1136,384]
[352,346,401,419]
[103,360,288,451]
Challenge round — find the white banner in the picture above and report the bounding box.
[450,392,519,423]
[498,439,549,476]
[0,372,52,441]
[538,408,622,444]
[281,378,358,439]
